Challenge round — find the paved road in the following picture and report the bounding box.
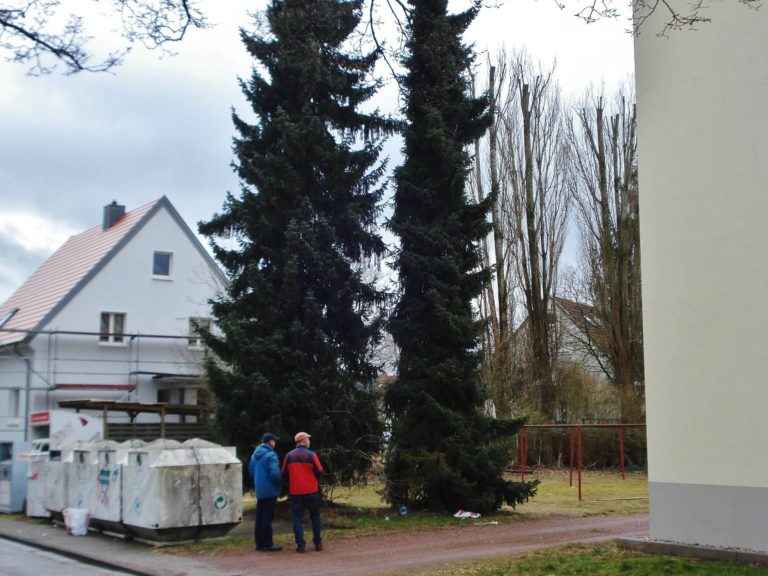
[0,537,129,576]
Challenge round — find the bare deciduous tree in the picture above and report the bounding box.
[497,52,569,421]
[469,60,518,418]
[566,85,644,422]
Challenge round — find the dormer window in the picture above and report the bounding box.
[0,307,18,328]
[153,251,173,279]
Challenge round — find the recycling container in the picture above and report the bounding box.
[121,439,200,541]
[89,440,123,533]
[0,441,28,513]
[25,438,50,518]
[64,442,96,516]
[184,438,242,538]
[43,447,66,519]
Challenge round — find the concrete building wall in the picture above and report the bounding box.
[635,1,768,551]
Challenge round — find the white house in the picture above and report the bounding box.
[635,2,768,553]
[0,197,227,443]
[552,297,611,384]
[514,297,618,422]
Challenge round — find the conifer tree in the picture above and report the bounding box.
[385,0,537,514]
[199,0,390,485]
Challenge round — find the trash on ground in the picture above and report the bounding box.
[453,509,481,519]
[63,507,89,536]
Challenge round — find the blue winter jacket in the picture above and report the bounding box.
[249,443,282,500]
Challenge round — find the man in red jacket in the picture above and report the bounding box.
[281,431,324,552]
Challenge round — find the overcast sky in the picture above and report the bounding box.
[0,0,634,303]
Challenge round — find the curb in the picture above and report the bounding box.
[618,537,768,568]
[0,531,156,576]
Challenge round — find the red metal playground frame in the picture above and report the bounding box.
[517,423,646,501]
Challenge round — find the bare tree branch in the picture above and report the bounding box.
[0,0,208,75]
[568,0,762,36]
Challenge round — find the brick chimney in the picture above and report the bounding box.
[103,200,126,230]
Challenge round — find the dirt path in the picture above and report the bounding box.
[196,514,648,576]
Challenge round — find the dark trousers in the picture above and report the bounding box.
[255,496,277,549]
[290,492,322,549]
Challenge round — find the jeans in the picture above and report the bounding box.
[290,492,322,549]
[255,496,277,549]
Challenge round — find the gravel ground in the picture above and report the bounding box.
[191,513,649,576]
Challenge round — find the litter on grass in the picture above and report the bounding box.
[453,509,481,519]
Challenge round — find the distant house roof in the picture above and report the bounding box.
[0,196,225,348]
[554,297,608,350]
[513,297,608,347]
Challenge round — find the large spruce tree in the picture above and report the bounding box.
[199,0,390,484]
[385,0,537,513]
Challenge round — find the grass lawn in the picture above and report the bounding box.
[320,468,649,539]
[386,542,768,576]
[167,470,768,575]
[507,469,649,519]
[178,468,646,554]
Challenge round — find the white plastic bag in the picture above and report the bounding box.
[63,507,89,536]
[453,509,481,519]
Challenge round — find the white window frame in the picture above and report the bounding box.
[0,389,20,417]
[152,251,174,280]
[188,317,211,349]
[99,311,127,345]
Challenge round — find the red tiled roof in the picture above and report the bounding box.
[0,199,160,347]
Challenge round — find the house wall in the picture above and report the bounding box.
[556,313,608,382]
[635,2,768,551]
[0,348,30,442]
[11,204,223,428]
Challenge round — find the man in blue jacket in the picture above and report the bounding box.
[249,432,283,551]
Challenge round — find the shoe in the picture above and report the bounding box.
[263,544,282,552]
[315,543,323,552]
[296,546,306,553]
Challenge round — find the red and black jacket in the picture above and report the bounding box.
[281,446,323,495]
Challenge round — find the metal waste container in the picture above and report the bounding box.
[121,438,242,541]
[0,441,28,513]
[184,439,242,538]
[122,439,201,541]
[25,438,50,518]
[43,446,67,519]
[89,440,123,533]
[65,442,96,512]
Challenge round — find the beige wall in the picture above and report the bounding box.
[636,3,768,489]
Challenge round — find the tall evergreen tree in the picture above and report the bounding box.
[385,0,537,514]
[199,0,390,485]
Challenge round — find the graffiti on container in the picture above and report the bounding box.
[97,467,111,505]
